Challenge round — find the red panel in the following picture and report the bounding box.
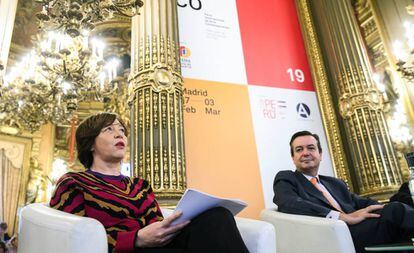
[236,0,315,91]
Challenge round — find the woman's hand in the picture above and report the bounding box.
[136,211,190,248]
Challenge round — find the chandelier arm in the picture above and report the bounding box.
[62,59,69,76]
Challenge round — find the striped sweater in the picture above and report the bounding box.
[50,170,163,253]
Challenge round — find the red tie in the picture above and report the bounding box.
[310,177,343,212]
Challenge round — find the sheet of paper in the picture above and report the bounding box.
[171,188,247,225]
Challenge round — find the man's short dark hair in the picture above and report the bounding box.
[289,131,322,156]
[76,112,127,169]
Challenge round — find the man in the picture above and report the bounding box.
[273,130,414,253]
[0,223,10,243]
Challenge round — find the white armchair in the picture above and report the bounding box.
[260,208,355,253]
[18,203,276,253]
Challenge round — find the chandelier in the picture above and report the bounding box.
[35,0,143,37]
[0,0,144,133]
[38,31,120,100]
[0,32,120,132]
[393,21,414,81]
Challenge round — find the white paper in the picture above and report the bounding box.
[171,188,247,225]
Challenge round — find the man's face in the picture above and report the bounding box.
[291,135,322,176]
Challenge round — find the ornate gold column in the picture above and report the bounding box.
[0,0,18,73]
[297,0,403,198]
[353,0,414,180]
[128,0,186,202]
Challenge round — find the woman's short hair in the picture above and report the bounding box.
[76,112,127,169]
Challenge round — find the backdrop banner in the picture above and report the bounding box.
[178,0,334,218]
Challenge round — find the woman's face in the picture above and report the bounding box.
[92,119,127,163]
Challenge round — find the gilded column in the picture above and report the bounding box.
[295,0,352,189]
[128,0,186,202]
[0,0,18,75]
[300,0,403,198]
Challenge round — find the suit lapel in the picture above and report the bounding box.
[294,170,331,207]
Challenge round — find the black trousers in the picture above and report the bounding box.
[138,207,249,253]
[348,202,414,253]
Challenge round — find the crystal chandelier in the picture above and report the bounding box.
[35,0,143,37]
[0,0,144,133]
[393,21,414,81]
[0,32,120,132]
[38,31,120,101]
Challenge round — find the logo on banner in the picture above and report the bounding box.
[261,98,287,119]
[180,45,192,69]
[180,46,191,58]
[296,103,311,118]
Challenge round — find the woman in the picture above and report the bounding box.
[50,112,248,253]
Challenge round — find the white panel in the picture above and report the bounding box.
[177,0,247,85]
[248,85,335,208]
[0,0,18,71]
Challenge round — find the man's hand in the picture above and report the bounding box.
[135,211,190,248]
[339,205,384,225]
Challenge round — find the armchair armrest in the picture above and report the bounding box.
[161,208,276,253]
[235,217,276,253]
[19,203,108,253]
[260,208,354,253]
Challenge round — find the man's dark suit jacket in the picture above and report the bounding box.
[273,170,378,216]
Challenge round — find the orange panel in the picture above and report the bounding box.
[183,78,264,218]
